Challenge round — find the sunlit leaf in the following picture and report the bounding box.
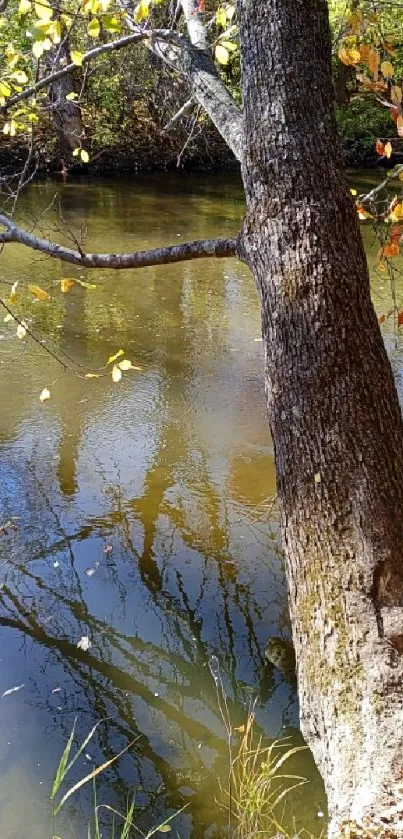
[384,141,392,159]
[102,14,120,32]
[80,149,90,163]
[1,683,25,697]
[39,387,51,402]
[397,115,403,139]
[16,322,27,339]
[77,636,91,651]
[71,50,84,66]
[66,91,78,101]
[107,349,124,365]
[18,0,31,14]
[32,39,45,58]
[74,278,96,289]
[34,0,52,20]
[134,0,150,22]
[111,365,122,382]
[28,283,50,301]
[85,372,101,378]
[215,6,226,27]
[215,44,229,65]
[3,313,13,323]
[87,17,100,37]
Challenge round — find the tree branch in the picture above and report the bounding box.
[0,30,178,114]
[0,215,238,268]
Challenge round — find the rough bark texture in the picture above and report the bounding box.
[238,0,403,834]
[47,34,84,159]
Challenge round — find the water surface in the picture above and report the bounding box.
[0,170,400,838]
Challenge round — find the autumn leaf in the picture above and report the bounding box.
[107,349,124,365]
[391,86,402,104]
[215,44,229,65]
[16,322,27,339]
[118,359,133,370]
[60,279,74,293]
[28,283,50,301]
[381,60,394,78]
[39,387,51,402]
[384,141,392,159]
[375,139,385,156]
[87,17,100,37]
[111,365,122,383]
[368,47,380,79]
[85,372,101,379]
[398,311,403,328]
[9,281,18,303]
[379,315,386,324]
[397,115,403,138]
[383,241,400,257]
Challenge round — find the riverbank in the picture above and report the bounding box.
[0,97,396,177]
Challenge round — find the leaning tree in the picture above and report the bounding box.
[2,0,403,834]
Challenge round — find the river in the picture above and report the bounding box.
[0,170,401,838]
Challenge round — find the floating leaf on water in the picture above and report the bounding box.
[112,365,122,383]
[39,387,51,402]
[28,283,50,301]
[60,278,75,293]
[85,567,96,577]
[16,322,27,339]
[103,544,112,553]
[107,349,124,365]
[3,313,13,323]
[85,372,101,379]
[1,684,25,698]
[77,636,91,651]
[75,278,96,290]
[51,687,61,693]
[9,281,18,304]
[118,359,133,371]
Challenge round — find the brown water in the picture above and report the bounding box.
[0,170,401,838]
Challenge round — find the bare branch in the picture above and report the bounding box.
[162,96,195,133]
[0,215,238,268]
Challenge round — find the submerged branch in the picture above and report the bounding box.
[0,216,238,268]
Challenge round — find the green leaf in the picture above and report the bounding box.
[88,17,100,36]
[71,50,84,66]
[134,0,150,22]
[215,44,229,65]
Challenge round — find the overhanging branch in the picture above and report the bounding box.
[0,215,238,268]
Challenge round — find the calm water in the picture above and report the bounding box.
[0,170,401,838]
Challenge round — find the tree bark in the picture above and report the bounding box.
[46,25,84,159]
[238,0,403,834]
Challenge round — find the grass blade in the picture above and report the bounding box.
[51,718,77,799]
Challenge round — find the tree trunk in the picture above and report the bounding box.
[47,33,84,159]
[238,0,403,834]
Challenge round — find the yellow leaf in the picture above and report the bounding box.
[215,44,229,65]
[107,349,124,365]
[85,372,101,379]
[9,281,18,303]
[32,40,45,58]
[49,19,62,43]
[215,6,226,27]
[134,0,150,22]
[234,724,245,733]
[391,86,402,104]
[71,51,84,66]
[87,17,100,37]
[18,0,31,13]
[390,202,403,221]
[368,47,379,79]
[118,359,133,370]
[39,387,50,402]
[80,149,90,163]
[66,91,77,101]
[16,322,27,339]
[28,283,50,301]
[346,48,361,65]
[60,278,75,293]
[11,70,28,84]
[350,188,357,196]
[381,60,394,78]
[74,278,96,289]
[0,81,11,98]
[384,141,392,159]
[111,365,122,383]
[34,0,52,20]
